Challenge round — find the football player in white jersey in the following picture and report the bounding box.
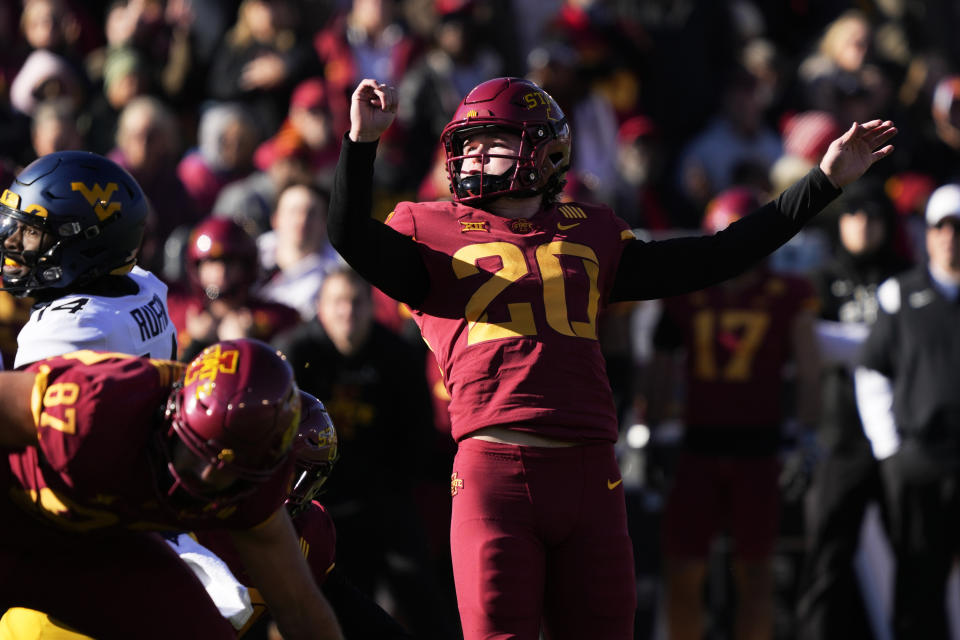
[0,151,177,367]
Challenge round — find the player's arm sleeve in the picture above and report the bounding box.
[0,370,42,447]
[230,508,344,640]
[320,566,415,640]
[609,168,841,301]
[327,135,430,307]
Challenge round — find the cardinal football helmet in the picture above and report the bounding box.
[161,338,301,505]
[440,77,571,204]
[186,217,259,301]
[287,390,339,516]
[702,187,763,234]
[0,151,148,296]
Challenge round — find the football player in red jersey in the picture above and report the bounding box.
[650,187,821,640]
[0,340,343,640]
[167,216,302,362]
[327,76,896,639]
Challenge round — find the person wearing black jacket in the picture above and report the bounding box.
[796,179,912,640]
[326,76,896,640]
[855,182,960,639]
[272,265,459,640]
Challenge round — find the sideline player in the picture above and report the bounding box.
[650,187,821,640]
[327,76,896,638]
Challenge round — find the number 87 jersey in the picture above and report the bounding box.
[385,198,635,444]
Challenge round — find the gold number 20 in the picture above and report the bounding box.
[452,241,601,345]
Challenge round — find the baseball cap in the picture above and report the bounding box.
[925,183,960,226]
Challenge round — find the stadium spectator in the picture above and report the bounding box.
[168,216,300,362]
[255,182,342,320]
[855,182,960,638]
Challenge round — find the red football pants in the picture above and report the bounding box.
[450,438,636,640]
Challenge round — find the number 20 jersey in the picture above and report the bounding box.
[386,199,634,443]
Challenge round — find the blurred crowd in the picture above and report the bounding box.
[3,0,960,638]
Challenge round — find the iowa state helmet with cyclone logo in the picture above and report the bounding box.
[0,150,148,295]
[441,77,571,204]
[159,339,302,506]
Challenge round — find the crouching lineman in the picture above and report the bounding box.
[0,339,343,639]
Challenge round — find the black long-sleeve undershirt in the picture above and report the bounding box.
[327,135,842,306]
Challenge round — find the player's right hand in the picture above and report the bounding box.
[349,79,397,143]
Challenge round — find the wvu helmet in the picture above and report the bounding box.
[185,217,259,301]
[702,187,763,234]
[440,77,571,204]
[0,151,148,296]
[160,338,301,506]
[287,390,339,517]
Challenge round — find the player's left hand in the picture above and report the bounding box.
[349,79,397,143]
[819,119,897,188]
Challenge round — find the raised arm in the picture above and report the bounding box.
[231,507,344,640]
[0,370,42,448]
[327,79,430,307]
[610,120,897,302]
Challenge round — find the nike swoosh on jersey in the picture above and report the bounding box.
[607,478,623,490]
[557,222,581,231]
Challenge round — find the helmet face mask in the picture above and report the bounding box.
[0,209,58,291]
[286,391,339,517]
[441,77,571,205]
[0,151,148,297]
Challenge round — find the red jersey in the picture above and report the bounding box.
[2,351,291,540]
[385,199,635,443]
[197,500,337,587]
[657,269,818,427]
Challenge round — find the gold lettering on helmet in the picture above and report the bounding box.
[2,188,50,218]
[522,91,556,121]
[523,92,547,109]
[217,449,236,463]
[23,204,49,218]
[0,189,21,209]
[184,345,240,398]
[70,182,121,221]
[466,110,478,119]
